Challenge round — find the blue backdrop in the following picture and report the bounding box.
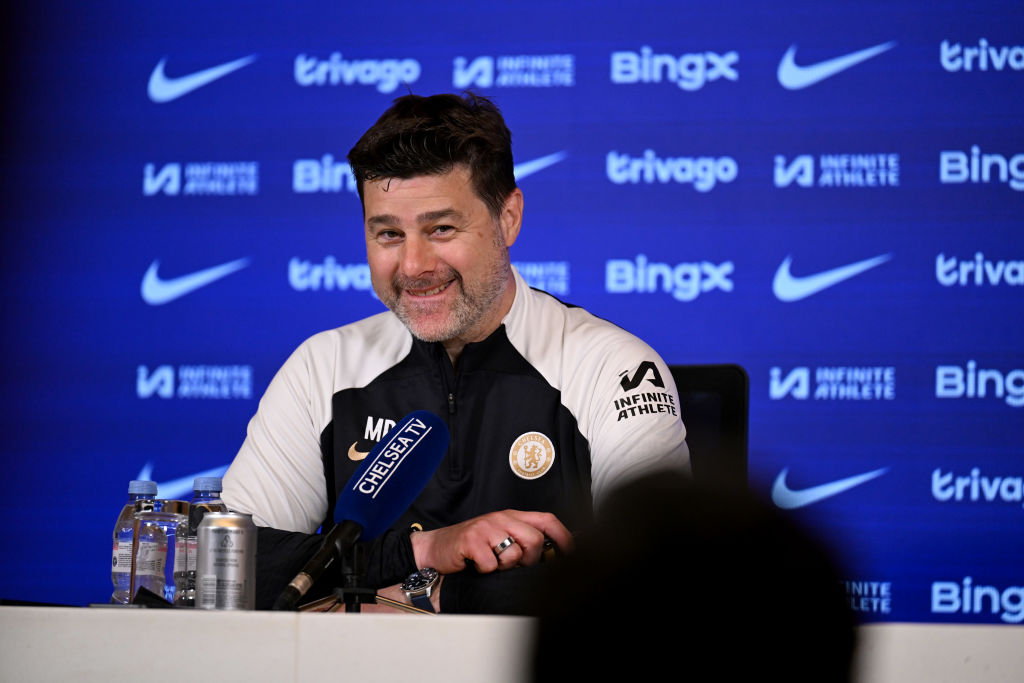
[1,1,1021,623]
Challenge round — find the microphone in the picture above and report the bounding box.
[272,410,449,611]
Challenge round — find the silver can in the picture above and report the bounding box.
[195,511,256,610]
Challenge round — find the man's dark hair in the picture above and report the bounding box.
[347,92,516,217]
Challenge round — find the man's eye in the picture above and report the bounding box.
[377,230,401,242]
[433,224,455,236]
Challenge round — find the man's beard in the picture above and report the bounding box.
[377,252,511,343]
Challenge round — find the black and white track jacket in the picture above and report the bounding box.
[223,267,689,610]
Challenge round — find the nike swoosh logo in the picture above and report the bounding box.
[771,467,889,509]
[148,54,257,103]
[773,253,892,302]
[136,462,230,500]
[514,151,568,181]
[141,257,251,305]
[348,442,370,461]
[777,41,897,90]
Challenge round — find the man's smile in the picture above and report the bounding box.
[407,280,455,297]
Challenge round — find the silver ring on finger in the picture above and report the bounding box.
[493,536,515,555]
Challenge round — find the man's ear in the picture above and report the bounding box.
[499,188,523,247]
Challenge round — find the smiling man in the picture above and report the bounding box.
[363,166,519,357]
[222,93,689,613]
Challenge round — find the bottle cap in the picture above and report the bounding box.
[128,480,158,496]
[194,476,224,493]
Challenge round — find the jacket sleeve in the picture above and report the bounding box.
[222,336,333,534]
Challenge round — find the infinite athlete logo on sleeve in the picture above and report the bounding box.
[614,362,678,422]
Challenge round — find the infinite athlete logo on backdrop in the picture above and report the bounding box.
[843,580,893,615]
[513,261,570,296]
[136,365,253,400]
[143,162,259,196]
[452,54,575,88]
[773,154,899,188]
[769,366,896,401]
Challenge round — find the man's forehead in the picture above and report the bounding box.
[363,168,481,224]
[366,165,473,192]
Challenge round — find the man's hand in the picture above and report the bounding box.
[410,510,572,575]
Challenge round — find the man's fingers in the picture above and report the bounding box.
[501,510,574,554]
[492,538,523,570]
[411,509,573,575]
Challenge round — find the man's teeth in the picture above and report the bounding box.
[410,282,449,296]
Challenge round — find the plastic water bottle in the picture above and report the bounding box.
[111,479,157,604]
[176,477,227,606]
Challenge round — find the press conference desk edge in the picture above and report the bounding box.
[0,606,1021,682]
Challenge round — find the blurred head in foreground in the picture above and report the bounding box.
[530,470,856,682]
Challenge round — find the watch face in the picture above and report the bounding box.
[402,567,438,591]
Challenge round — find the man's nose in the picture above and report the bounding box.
[399,235,437,277]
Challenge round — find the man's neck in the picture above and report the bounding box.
[442,270,517,369]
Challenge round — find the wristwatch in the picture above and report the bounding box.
[401,567,439,613]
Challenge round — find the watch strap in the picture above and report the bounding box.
[410,593,435,613]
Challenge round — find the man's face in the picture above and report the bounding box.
[363,166,522,346]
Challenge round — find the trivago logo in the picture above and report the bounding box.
[932,467,1024,509]
[936,253,1024,287]
[606,150,738,191]
[294,53,421,93]
[289,257,372,293]
[940,38,1024,72]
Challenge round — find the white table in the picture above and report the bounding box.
[1,606,1021,682]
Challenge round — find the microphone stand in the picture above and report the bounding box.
[336,542,373,613]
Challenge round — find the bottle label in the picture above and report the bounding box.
[187,537,198,571]
[135,539,167,578]
[113,539,133,575]
[173,535,187,575]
